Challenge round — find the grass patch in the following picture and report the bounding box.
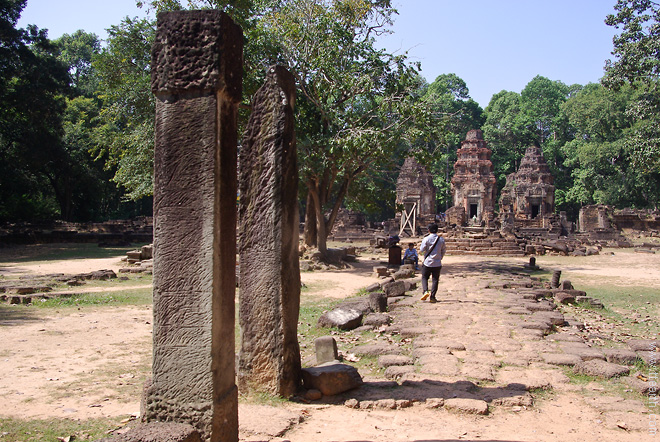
[32,287,153,308]
[0,416,130,442]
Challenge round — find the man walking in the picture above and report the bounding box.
[419,223,446,303]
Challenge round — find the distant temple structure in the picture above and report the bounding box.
[499,145,555,226]
[446,129,497,227]
[395,157,436,236]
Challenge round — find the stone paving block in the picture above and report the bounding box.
[574,360,630,379]
[352,343,402,356]
[444,398,489,415]
[541,353,582,366]
[627,339,659,352]
[417,354,460,376]
[384,365,416,380]
[460,363,495,381]
[412,347,451,358]
[378,355,413,367]
[545,332,584,342]
[561,345,605,361]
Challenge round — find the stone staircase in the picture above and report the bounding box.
[444,237,526,256]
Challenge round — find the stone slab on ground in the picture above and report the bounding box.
[378,354,413,367]
[602,348,638,365]
[238,404,303,439]
[443,398,489,415]
[301,362,363,396]
[541,353,582,366]
[574,360,630,379]
[98,423,201,442]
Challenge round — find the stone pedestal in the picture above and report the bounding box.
[388,246,402,266]
[237,66,301,397]
[145,10,243,442]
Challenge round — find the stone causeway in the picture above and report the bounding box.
[314,261,654,425]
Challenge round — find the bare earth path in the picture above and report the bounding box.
[0,250,657,441]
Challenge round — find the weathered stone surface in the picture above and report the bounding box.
[314,336,338,365]
[399,326,433,338]
[378,355,413,367]
[238,66,300,397]
[382,280,406,297]
[574,360,630,378]
[352,343,402,356]
[393,268,415,280]
[318,306,363,330]
[147,10,243,440]
[560,345,605,361]
[627,339,659,352]
[384,365,416,380]
[546,332,584,342]
[554,291,576,304]
[541,353,582,366]
[444,398,489,415]
[151,11,242,99]
[368,292,387,313]
[301,362,363,396]
[603,348,638,365]
[362,313,391,327]
[531,310,565,325]
[97,422,201,442]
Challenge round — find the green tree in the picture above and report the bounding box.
[92,17,156,201]
[562,83,660,210]
[0,0,72,220]
[603,0,660,173]
[54,30,101,97]
[421,73,484,210]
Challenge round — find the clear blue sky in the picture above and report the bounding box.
[17,0,620,108]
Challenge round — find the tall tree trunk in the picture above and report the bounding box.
[303,192,317,247]
[308,185,327,255]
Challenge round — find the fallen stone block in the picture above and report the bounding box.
[603,348,637,365]
[378,354,413,367]
[443,398,488,415]
[541,353,582,366]
[382,280,406,297]
[363,313,390,327]
[627,339,659,352]
[574,360,630,378]
[317,307,362,330]
[301,362,363,396]
[96,422,201,442]
[368,292,387,313]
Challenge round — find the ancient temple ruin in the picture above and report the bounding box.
[395,157,436,235]
[446,130,497,227]
[499,145,555,227]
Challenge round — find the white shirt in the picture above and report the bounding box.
[419,233,446,267]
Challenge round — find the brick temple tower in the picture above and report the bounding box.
[446,129,497,226]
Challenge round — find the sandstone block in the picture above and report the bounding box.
[382,280,406,297]
[314,336,338,365]
[317,307,363,330]
[301,362,363,396]
[444,398,488,415]
[574,360,630,378]
[603,348,637,365]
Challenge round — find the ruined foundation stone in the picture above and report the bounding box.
[144,10,242,442]
[238,66,301,397]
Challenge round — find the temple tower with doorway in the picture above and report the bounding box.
[395,157,436,236]
[446,129,497,226]
[499,144,555,227]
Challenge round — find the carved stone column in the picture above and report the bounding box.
[145,10,242,442]
[237,66,301,397]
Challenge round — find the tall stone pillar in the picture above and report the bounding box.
[238,66,301,397]
[145,10,243,442]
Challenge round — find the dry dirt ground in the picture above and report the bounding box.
[0,245,658,442]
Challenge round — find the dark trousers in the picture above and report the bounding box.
[421,265,442,298]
